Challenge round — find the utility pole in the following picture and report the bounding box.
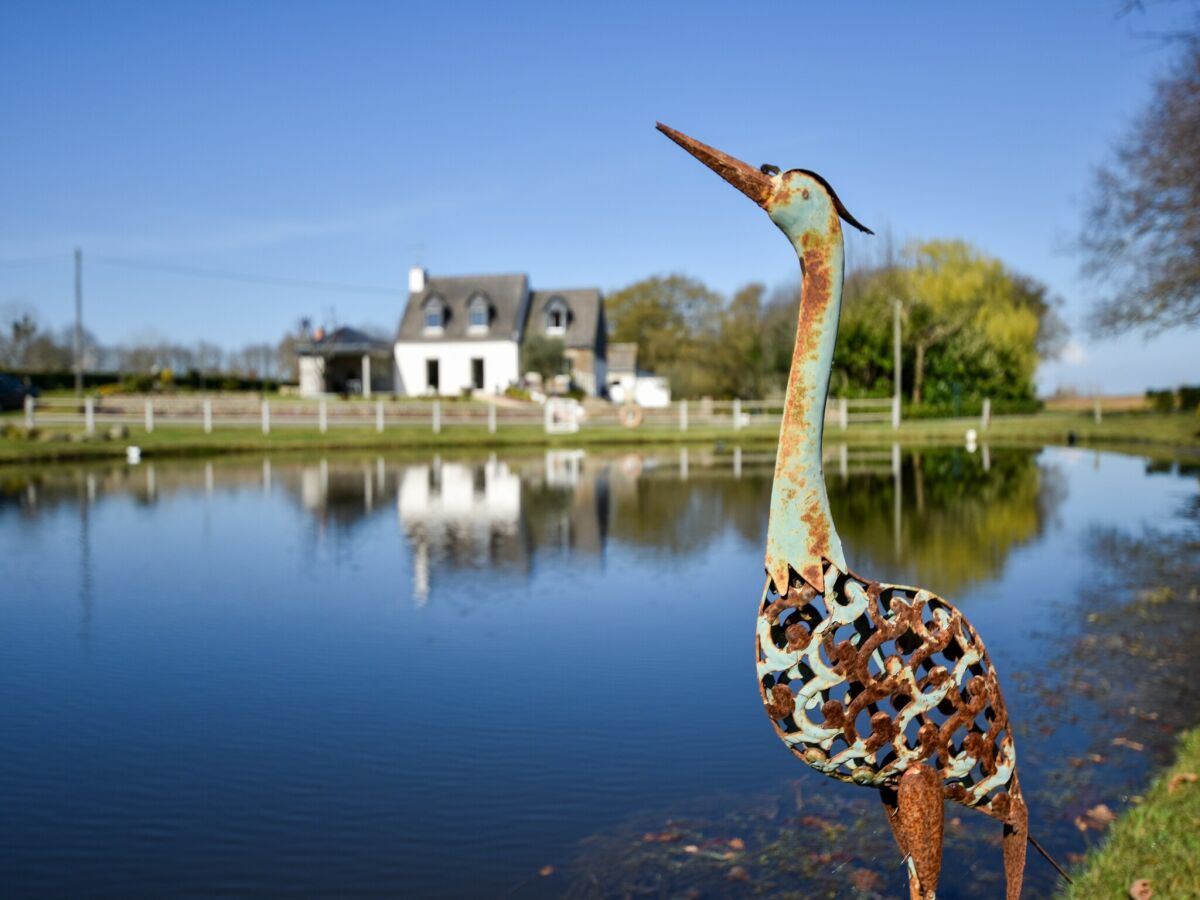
[74,247,83,397]
[892,298,902,429]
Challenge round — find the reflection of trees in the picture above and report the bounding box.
[2,449,1066,601]
[830,448,1064,595]
[1061,514,1200,743]
[607,466,772,555]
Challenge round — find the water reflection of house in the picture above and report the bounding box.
[397,458,525,604]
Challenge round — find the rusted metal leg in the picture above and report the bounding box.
[895,763,944,900]
[1002,786,1028,900]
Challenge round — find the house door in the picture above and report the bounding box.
[426,359,440,393]
[471,357,484,390]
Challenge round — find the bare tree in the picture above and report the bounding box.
[1080,27,1200,334]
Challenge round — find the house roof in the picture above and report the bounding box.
[527,289,605,351]
[396,273,529,342]
[608,342,638,373]
[297,326,391,356]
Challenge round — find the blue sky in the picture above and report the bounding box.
[1,1,1196,392]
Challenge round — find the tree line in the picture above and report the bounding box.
[605,238,1066,408]
[0,305,369,387]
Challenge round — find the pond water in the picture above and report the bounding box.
[1,445,1197,898]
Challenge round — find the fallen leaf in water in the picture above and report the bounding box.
[683,844,699,854]
[1112,737,1146,752]
[1088,753,1105,764]
[849,868,883,891]
[1067,852,1088,865]
[1168,772,1198,794]
[727,865,749,882]
[798,814,839,831]
[948,816,963,830]
[538,865,554,877]
[641,831,682,843]
[728,837,745,850]
[1129,877,1152,899]
[1075,803,1118,831]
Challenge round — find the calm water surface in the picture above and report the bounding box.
[1,446,1197,898]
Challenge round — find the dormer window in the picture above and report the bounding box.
[545,297,568,335]
[423,296,445,334]
[467,294,490,334]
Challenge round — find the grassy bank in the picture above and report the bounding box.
[1065,727,1200,898]
[1,410,1197,465]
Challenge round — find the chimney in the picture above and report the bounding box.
[408,266,427,293]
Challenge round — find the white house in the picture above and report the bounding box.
[393,268,607,397]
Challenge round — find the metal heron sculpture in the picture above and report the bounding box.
[656,123,1060,900]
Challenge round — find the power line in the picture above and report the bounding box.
[94,257,404,296]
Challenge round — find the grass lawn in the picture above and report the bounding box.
[1065,727,1200,898]
[1,410,1197,465]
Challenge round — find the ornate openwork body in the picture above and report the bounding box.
[656,122,1036,900]
[757,566,1019,818]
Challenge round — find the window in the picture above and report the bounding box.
[426,359,440,392]
[471,357,484,390]
[545,298,568,335]
[468,294,489,333]
[423,296,445,332]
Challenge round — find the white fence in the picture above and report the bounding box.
[14,394,907,435]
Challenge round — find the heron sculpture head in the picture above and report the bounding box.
[655,123,873,239]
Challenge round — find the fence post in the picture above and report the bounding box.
[432,400,441,434]
[84,396,95,435]
[488,401,497,434]
[891,395,901,430]
[203,397,213,434]
[1093,395,1102,424]
[319,398,327,434]
[680,399,688,432]
[24,394,34,429]
[980,397,991,431]
[376,399,384,433]
[840,397,848,430]
[145,399,154,434]
[732,398,742,431]
[261,399,270,434]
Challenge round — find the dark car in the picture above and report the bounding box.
[0,373,39,412]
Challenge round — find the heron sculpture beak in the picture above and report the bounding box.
[656,122,774,208]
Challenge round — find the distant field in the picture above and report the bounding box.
[1043,394,1149,413]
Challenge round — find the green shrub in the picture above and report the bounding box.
[1178,384,1200,412]
[1146,389,1176,413]
[122,373,155,393]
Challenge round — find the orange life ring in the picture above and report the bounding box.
[619,404,643,429]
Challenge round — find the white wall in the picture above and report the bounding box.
[299,356,325,397]
[608,375,671,407]
[394,340,519,396]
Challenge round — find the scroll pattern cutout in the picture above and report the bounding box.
[756,563,1019,820]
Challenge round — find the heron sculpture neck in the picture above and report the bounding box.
[764,202,847,596]
[655,123,873,596]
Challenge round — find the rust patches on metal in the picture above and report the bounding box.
[895,763,944,900]
[757,567,1029,897]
